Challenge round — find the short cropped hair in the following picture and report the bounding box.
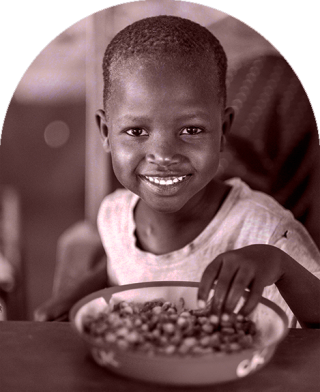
[102,15,227,109]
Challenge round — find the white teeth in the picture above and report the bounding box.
[145,175,188,186]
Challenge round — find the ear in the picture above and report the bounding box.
[95,109,111,152]
[220,106,234,151]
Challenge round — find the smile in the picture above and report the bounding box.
[143,175,190,186]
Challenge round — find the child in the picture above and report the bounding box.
[35,16,320,328]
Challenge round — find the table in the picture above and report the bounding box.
[0,322,319,392]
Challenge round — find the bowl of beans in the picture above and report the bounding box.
[70,281,288,385]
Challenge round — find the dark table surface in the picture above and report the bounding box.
[0,321,320,392]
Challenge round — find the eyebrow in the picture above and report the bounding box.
[117,114,149,123]
[174,112,211,121]
[118,111,211,123]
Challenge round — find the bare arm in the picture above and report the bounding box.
[34,263,109,321]
[276,252,320,328]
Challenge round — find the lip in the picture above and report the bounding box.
[141,173,191,177]
[139,174,192,195]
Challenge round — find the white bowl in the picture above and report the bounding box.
[70,281,288,386]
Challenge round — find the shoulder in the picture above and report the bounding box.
[226,178,293,220]
[225,178,319,258]
[222,178,296,244]
[97,188,137,224]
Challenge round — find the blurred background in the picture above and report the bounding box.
[0,0,318,320]
[0,18,87,319]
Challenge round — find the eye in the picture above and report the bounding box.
[126,128,148,137]
[180,126,203,135]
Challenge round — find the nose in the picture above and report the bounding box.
[146,139,181,167]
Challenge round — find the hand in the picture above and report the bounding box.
[34,296,72,322]
[198,245,286,316]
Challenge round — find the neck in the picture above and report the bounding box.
[142,179,228,217]
[134,180,231,254]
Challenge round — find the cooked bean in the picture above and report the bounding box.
[152,329,160,339]
[121,306,133,315]
[183,337,197,347]
[209,333,221,348]
[178,344,190,354]
[221,327,236,335]
[162,323,175,334]
[229,342,241,352]
[164,345,176,354]
[105,332,117,343]
[209,314,219,324]
[152,306,162,315]
[83,298,258,357]
[117,339,129,350]
[127,331,139,343]
[134,318,142,327]
[170,331,183,345]
[169,313,178,321]
[141,323,149,332]
[198,317,208,324]
[177,316,189,328]
[202,323,214,334]
[159,335,168,346]
[116,327,129,337]
[221,313,230,322]
[193,346,214,355]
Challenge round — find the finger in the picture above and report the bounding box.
[223,268,255,314]
[211,262,239,315]
[34,308,67,322]
[53,313,69,322]
[239,279,264,316]
[198,257,223,308]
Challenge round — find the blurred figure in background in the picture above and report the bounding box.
[0,252,15,320]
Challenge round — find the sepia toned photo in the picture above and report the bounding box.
[0,1,319,390]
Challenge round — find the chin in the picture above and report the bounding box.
[143,197,189,215]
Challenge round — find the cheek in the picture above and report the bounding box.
[193,142,221,175]
[109,143,140,179]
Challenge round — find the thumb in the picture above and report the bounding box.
[33,298,67,321]
[34,306,50,321]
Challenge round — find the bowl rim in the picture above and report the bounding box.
[69,281,289,362]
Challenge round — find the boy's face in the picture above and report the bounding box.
[97,59,233,214]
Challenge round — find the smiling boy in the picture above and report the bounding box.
[35,16,320,328]
[96,58,233,248]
